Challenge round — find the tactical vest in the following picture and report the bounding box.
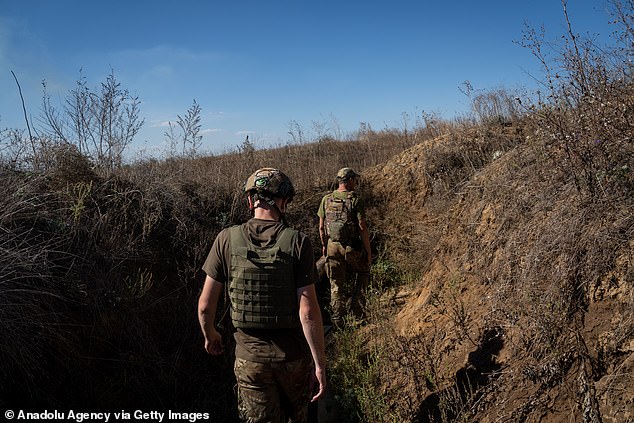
[228,225,300,329]
[324,191,359,246]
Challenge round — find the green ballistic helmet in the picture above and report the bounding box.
[336,167,360,182]
[244,168,295,201]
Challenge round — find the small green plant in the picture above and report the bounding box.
[124,268,154,299]
[328,317,394,422]
[370,257,405,293]
[69,180,93,223]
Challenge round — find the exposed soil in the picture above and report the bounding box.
[354,129,634,422]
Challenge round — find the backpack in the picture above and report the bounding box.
[324,191,359,245]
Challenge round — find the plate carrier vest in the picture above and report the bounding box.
[228,225,300,329]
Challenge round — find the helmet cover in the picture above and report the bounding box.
[336,167,360,181]
[244,168,295,201]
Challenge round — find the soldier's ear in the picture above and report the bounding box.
[278,197,289,213]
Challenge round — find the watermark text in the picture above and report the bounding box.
[4,409,211,422]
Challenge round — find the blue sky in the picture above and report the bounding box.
[0,1,616,157]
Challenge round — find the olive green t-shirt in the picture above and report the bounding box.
[202,218,317,362]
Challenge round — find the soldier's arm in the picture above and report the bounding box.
[298,284,327,402]
[318,216,327,257]
[198,275,224,355]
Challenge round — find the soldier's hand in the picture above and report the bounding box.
[204,329,223,355]
[310,367,326,402]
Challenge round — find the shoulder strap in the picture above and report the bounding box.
[275,227,298,255]
[229,225,248,255]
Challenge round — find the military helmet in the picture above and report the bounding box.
[244,168,295,201]
[336,167,360,181]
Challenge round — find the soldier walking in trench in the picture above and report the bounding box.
[198,168,326,423]
[317,167,372,329]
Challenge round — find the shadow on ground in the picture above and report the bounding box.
[415,327,505,423]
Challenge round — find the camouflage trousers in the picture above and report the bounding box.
[234,355,313,423]
[325,241,370,327]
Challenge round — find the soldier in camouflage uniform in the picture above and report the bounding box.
[198,168,326,423]
[318,168,372,328]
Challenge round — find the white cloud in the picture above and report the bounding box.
[206,111,226,120]
[146,65,174,79]
[201,128,224,135]
[150,120,173,128]
[150,122,224,135]
[112,45,222,73]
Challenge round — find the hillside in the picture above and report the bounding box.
[329,122,634,422]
